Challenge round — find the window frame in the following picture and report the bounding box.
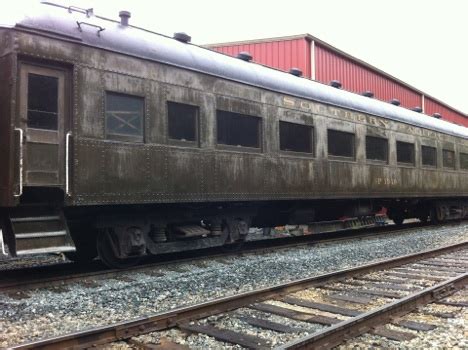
[442,149,456,169]
[365,135,388,163]
[421,145,438,168]
[327,129,356,160]
[396,140,415,166]
[279,120,314,155]
[460,152,468,171]
[166,101,200,147]
[215,109,262,152]
[104,91,145,143]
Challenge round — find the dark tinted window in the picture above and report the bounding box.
[396,141,414,164]
[328,129,355,158]
[460,153,468,170]
[421,146,437,167]
[167,102,198,142]
[443,149,455,169]
[279,121,313,153]
[27,73,58,130]
[366,136,388,161]
[106,92,144,142]
[217,110,260,148]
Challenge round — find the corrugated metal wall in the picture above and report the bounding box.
[424,97,467,126]
[314,45,422,109]
[211,38,311,78]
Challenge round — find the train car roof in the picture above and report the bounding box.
[2,2,468,139]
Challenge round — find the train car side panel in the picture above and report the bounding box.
[0,30,16,207]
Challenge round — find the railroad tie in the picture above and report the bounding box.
[435,300,468,307]
[179,322,270,349]
[408,265,466,275]
[249,303,341,325]
[354,276,410,284]
[371,326,417,341]
[384,272,446,281]
[417,260,468,269]
[327,293,375,305]
[345,280,418,292]
[323,285,403,299]
[393,320,437,332]
[237,315,305,333]
[128,338,190,350]
[281,297,361,317]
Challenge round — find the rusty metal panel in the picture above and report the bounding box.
[212,38,311,78]
[165,149,205,196]
[425,97,468,127]
[102,144,149,199]
[73,139,103,199]
[77,67,104,139]
[315,44,422,109]
[213,152,266,198]
[0,51,15,206]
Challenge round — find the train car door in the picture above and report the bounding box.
[18,64,68,191]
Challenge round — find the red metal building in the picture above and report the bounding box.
[207,34,468,127]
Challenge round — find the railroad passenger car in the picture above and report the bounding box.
[0,2,467,267]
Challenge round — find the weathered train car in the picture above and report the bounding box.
[0,3,467,267]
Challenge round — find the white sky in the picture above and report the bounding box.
[11,0,468,113]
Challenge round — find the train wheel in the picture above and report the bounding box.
[97,229,140,269]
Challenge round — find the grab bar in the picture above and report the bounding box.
[14,128,23,197]
[65,131,72,196]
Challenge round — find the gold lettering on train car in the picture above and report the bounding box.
[283,97,295,107]
[282,96,391,129]
[300,101,313,110]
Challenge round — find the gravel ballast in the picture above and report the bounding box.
[1,223,467,347]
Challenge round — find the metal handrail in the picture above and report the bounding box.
[13,128,23,197]
[65,131,72,196]
[76,21,105,36]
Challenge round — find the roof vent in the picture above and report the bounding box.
[289,68,303,77]
[237,52,253,62]
[119,11,131,26]
[174,32,191,43]
[330,80,342,89]
[389,98,400,106]
[412,106,423,113]
[362,90,374,98]
[432,112,442,119]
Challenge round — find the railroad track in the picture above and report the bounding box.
[11,240,467,349]
[0,221,432,292]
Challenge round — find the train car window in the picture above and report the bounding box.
[421,146,437,167]
[396,141,415,165]
[167,102,198,142]
[460,153,468,170]
[442,149,455,169]
[366,136,388,161]
[27,73,58,130]
[105,92,144,142]
[216,110,260,148]
[327,129,354,158]
[279,121,313,153]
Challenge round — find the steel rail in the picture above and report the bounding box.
[11,240,467,350]
[278,272,468,350]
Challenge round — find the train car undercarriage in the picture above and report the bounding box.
[2,197,467,268]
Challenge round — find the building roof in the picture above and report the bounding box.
[207,33,468,119]
[2,2,467,139]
